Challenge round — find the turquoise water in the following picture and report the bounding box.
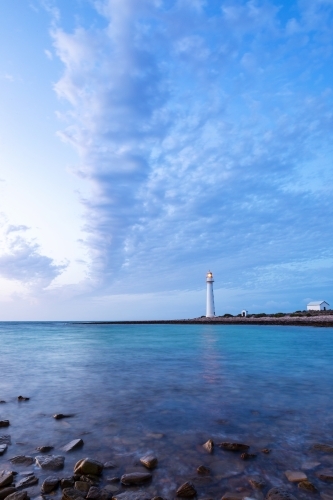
[1,322,333,498]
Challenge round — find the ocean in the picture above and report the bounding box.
[1,322,333,499]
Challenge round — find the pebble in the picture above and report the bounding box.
[62,439,84,452]
[74,458,104,476]
[0,421,10,428]
[197,465,210,475]
[219,442,250,452]
[35,455,65,470]
[176,482,197,498]
[203,439,214,453]
[41,476,60,494]
[0,444,8,455]
[120,472,152,486]
[0,471,14,488]
[9,457,34,466]
[0,488,16,500]
[16,475,38,489]
[266,487,298,500]
[139,455,158,470]
[284,470,307,482]
[298,480,317,492]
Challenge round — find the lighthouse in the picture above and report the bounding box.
[206,271,215,318]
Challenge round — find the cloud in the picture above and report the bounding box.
[50,0,333,294]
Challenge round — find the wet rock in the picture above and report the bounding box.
[313,444,333,453]
[284,471,307,482]
[61,478,75,489]
[0,435,11,444]
[176,482,197,498]
[261,449,271,454]
[5,492,29,500]
[197,465,210,475]
[41,476,60,494]
[36,446,54,453]
[111,492,151,500]
[35,455,65,470]
[61,488,85,500]
[316,470,333,482]
[10,456,34,466]
[0,488,16,500]
[74,458,103,476]
[79,476,95,485]
[241,453,256,460]
[266,487,298,500]
[106,477,120,483]
[104,462,117,469]
[17,397,29,402]
[86,487,101,500]
[0,471,14,488]
[219,442,249,452]
[104,485,120,494]
[248,477,266,489]
[298,481,317,492]
[0,444,7,455]
[203,440,214,453]
[62,439,84,453]
[0,421,10,428]
[16,475,38,489]
[53,414,74,420]
[139,455,158,470]
[74,481,90,494]
[120,472,152,486]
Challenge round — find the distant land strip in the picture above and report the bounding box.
[77,314,333,327]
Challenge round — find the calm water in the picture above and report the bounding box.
[1,322,333,499]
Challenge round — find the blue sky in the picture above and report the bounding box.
[0,0,332,320]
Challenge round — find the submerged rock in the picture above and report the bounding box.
[266,487,298,500]
[284,471,307,482]
[74,481,90,494]
[36,446,54,453]
[61,478,75,489]
[0,488,17,500]
[86,487,101,500]
[10,456,34,466]
[139,455,158,470]
[104,462,117,469]
[16,475,38,489]
[41,476,60,494]
[35,455,65,470]
[316,470,333,482]
[120,472,152,486]
[203,440,214,453]
[53,414,74,420]
[248,477,266,489]
[74,458,104,476]
[0,421,10,428]
[298,480,317,492]
[0,471,14,488]
[107,477,120,483]
[197,465,210,475]
[219,442,249,452]
[313,444,333,453]
[17,396,29,402]
[261,449,271,454]
[62,439,84,453]
[0,444,7,455]
[0,435,11,444]
[241,453,256,460]
[176,482,197,498]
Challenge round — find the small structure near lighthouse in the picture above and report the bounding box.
[206,271,215,318]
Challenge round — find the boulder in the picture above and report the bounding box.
[41,476,60,494]
[111,493,151,500]
[176,482,197,498]
[139,455,158,470]
[5,493,29,500]
[0,471,14,488]
[15,475,38,489]
[0,488,16,500]
[62,439,84,453]
[219,442,249,452]
[74,459,104,476]
[284,471,307,482]
[35,455,65,470]
[120,473,152,486]
[61,488,85,500]
[202,439,214,453]
[0,421,10,428]
[266,487,298,500]
[9,456,34,466]
[0,444,7,455]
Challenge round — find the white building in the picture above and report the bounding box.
[307,301,330,311]
[206,271,215,318]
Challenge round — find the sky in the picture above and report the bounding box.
[0,0,332,320]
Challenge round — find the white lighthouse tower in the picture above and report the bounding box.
[206,271,215,318]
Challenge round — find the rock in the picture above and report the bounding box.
[86,487,101,500]
[261,449,271,454]
[104,462,117,469]
[0,488,16,500]
[298,481,317,492]
[61,478,75,489]
[120,472,152,486]
[219,442,249,452]
[79,475,95,484]
[313,444,333,453]
[53,414,74,420]
[111,493,151,500]
[74,459,103,476]
[316,470,333,482]
[0,435,11,444]
[0,421,10,428]
[61,488,85,500]
[35,455,65,470]
[16,475,38,489]
[248,477,266,489]
[241,453,256,460]
[107,477,120,483]
[104,485,120,494]
[5,493,29,500]
[9,456,34,466]
[74,481,90,494]
[17,396,29,402]
[36,446,54,453]
[197,465,210,475]
[222,493,246,500]
[176,482,197,498]
[0,444,7,455]
[41,477,60,494]
[139,455,158,470]
[301,461,320,470]
[203,440,214,453]
[62,439,84,452]
[284,471,307,482]
[266,487,298,500]
[0,471,14,487]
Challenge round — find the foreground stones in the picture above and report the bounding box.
[0,471,14,488]
[120,473,152,486]
[16,475,38,489]
[62,488,85,500]
[0,444,7,455]
[176,482,197,498]
[0,487,16,500]
[74,458,104,476]
[41,476,60,494]
[35,455,65,470]
[10,456,34,466]
[139,455,158,470]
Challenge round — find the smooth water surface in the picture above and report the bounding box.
[1,322,333,498]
